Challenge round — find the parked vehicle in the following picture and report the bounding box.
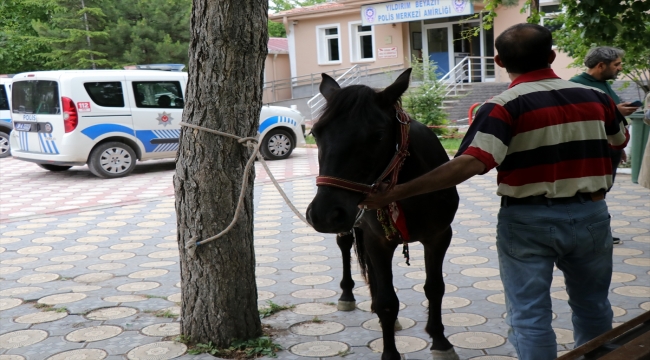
[0,75,13,158]
[9,70,305,178]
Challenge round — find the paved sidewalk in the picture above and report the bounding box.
[1,148,649,360]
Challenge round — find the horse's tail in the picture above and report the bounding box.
[353,227,371,286]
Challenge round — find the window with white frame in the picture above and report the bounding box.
[316,24,341,64]
[540,1,562,46]
[350,22,374,62]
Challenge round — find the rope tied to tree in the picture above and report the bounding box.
[179,121,312,257]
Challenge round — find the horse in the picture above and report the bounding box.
[306,68,460,360]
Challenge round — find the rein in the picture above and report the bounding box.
[316,105,412,265]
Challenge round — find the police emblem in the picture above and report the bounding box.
[364,7,375,23]
[157,112,173,126]
[453,0,467,13]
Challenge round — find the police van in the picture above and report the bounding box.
[9,70,306,178]
[0,75,13,158]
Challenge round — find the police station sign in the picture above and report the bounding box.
[361,0,474,26]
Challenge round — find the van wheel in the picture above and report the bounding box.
[0,131,10,158]
[37,164,72,172]
[260,129,294,160]
[88,142,137,179]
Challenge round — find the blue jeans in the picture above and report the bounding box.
[497,199,613,360]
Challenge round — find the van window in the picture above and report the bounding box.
[84,82,125,107]
[12,81,60,114]
[132,81,184,109]
[0,86,8,111]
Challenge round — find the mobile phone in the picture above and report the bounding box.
[629,100,643,107]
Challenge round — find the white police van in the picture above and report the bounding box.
[9,70,306,178]
[0,76,13,158]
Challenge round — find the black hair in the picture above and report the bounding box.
[495,23,553,74]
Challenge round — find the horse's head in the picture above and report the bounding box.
[306,68,412,233]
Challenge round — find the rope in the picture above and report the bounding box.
[179,121,311,257]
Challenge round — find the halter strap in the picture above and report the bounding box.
[315,106,411,194]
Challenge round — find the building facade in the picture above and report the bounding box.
[269,0,579,98]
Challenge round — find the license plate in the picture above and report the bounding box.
[15,123,32,131]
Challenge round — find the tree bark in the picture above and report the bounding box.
[174,0,267,347]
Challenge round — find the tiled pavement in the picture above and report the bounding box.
[0,147,649,360]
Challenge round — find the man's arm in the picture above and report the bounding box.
[359,155,486,209]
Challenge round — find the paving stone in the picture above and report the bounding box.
[0,150,648,359]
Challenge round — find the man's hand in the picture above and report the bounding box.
[617,102,639,117]
[358,155,486,211]
[360,184,397,210]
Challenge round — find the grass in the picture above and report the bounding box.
[305,134,316,145]
[337,349,353,357]
[144,294,167,299]
[33,303,67,313]
[145,309,178,318]
[258,301,294,319]
[187,336,282,358]
[310,316,322,323]
[439,137,462,152]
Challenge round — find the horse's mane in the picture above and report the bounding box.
[313,85,382,133]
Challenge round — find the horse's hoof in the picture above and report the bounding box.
[431,348,459,360]
[337,300,356,311]
[394,319,402,331]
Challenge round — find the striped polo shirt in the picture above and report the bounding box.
[457,68,629,198]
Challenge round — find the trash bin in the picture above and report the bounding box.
[629,111,649,183]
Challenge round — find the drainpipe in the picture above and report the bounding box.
[272,53,278,102]
[283,16,290,35]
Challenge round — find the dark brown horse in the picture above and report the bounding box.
[306,69,460,360]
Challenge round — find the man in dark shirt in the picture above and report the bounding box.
[570,47,640,244]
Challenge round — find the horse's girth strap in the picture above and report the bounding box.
[316,176,373,194]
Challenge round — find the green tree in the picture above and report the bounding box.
[402,57,449,134]
[101,0,191,67]
[0,0,56,73]
[31,0,110,69]
[551,0,650,94]
[481,0,650,94]
[268,21,285,38]
[267,0,326,38]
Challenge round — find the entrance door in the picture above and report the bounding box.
[423,24,452,78]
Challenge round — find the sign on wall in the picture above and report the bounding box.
[361,0,474,26]
[378,47,398,58]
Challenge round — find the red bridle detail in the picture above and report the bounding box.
[316,106,411,194]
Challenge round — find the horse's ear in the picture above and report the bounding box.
[379,68,412,106]
[319,73,340,101]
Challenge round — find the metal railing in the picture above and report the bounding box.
[306,65,367,120]
[263,64,369,103]
[438,56,497,97]
[304,63,405,120]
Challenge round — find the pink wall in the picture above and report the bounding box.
[492,0,581,82]
[263,54,292,103]
[291,13,406,79]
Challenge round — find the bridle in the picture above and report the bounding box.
[315,106,411,195]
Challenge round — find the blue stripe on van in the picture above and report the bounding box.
[49,135,59,154]
[38,133,48,153]
[135,129,180,153]
[259,116,297,134]
[81,124,135,140]
[0,118,11,124]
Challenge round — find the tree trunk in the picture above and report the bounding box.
[174,0,267,347]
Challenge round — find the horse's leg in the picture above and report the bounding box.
[336,232,356,311]
[366,242,401,360]
[423,227,459,360]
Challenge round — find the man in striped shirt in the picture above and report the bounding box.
[361,23,628,359]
